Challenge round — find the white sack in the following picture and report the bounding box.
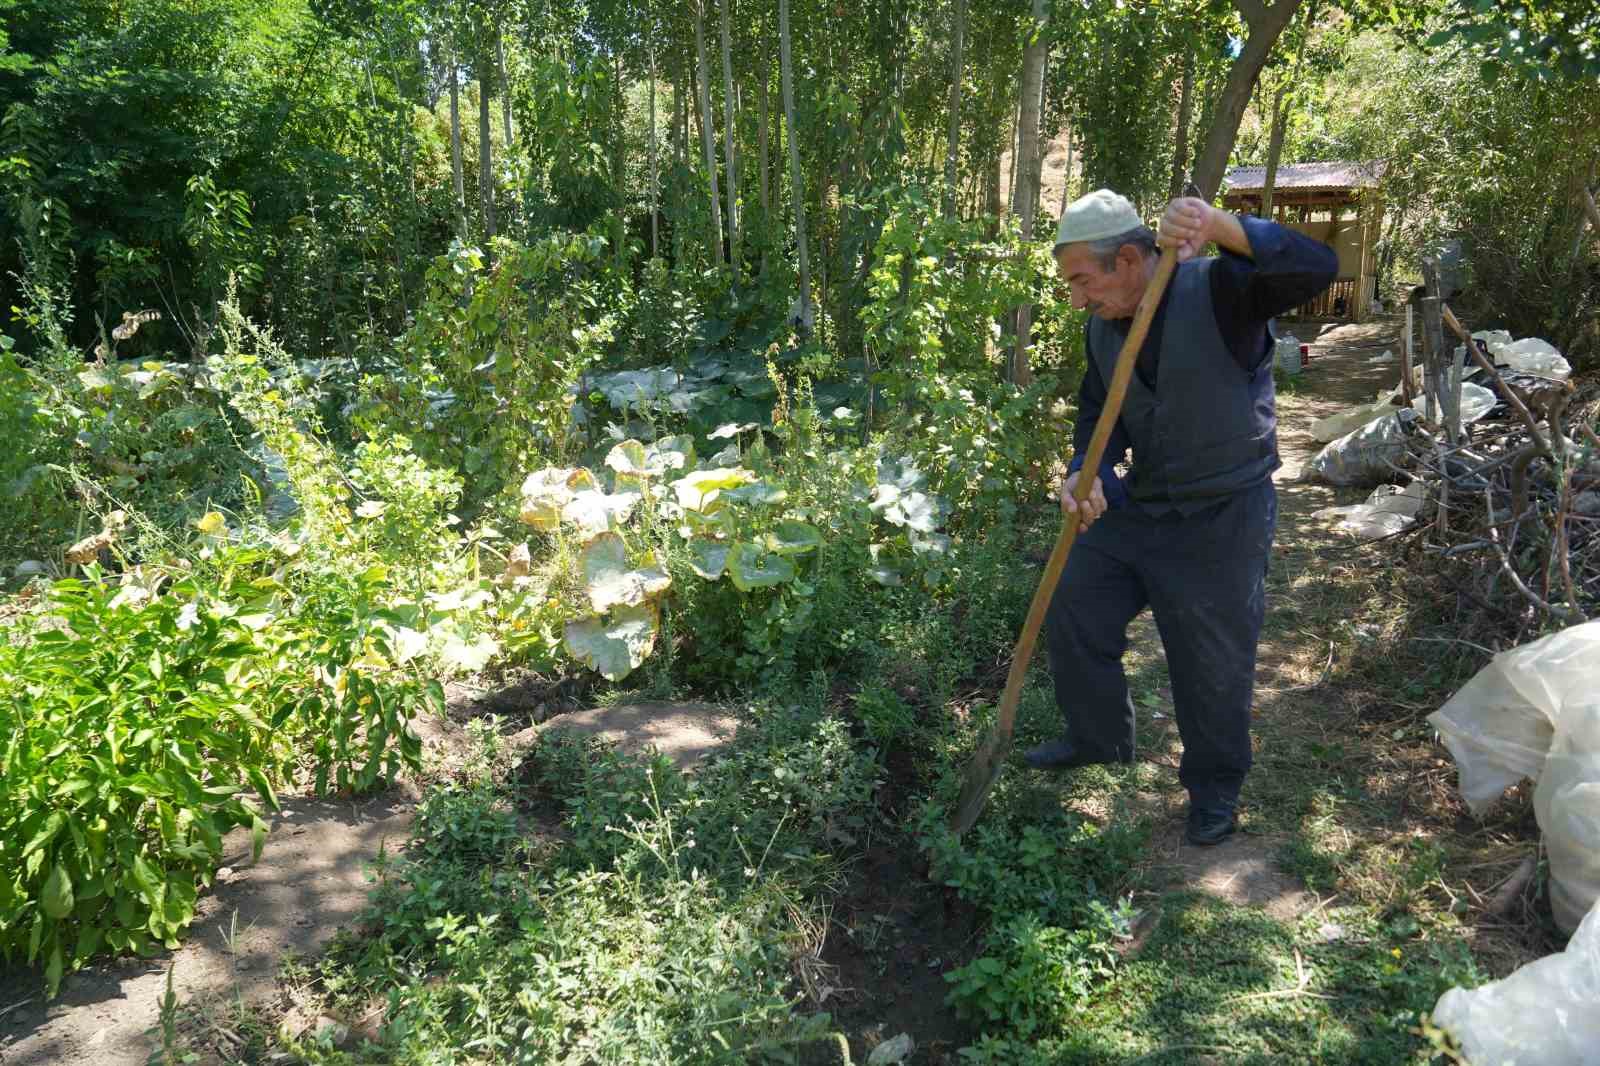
[1534,703,1600,934]
[1431,896,1600,1065]
[1426,621,1600,815]
[1306,410,1418,487]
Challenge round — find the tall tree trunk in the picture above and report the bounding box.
[1010,0,1047,386]
[1260,1,1316,218]
[648,39,660,259]
[447,50,467,241]
[613,52,626,269]
[778,0,811,335]
[1260,84,1289,218]
[478,58,496,247]
[496,31,521,234]
[1170,45,1194,197]
[757,57,771,276]
[1059,129,1074,217]
[1190,0,1306,200]
[693,2,725,268]
[942,0,967,220]
[497,34,513,146]
[1007,95,1023,214]
[717,0,741,287]
[757,60,771,216]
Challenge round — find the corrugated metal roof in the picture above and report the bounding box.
[1222,160,1385,192]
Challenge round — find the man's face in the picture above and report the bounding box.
[1055,243,1145,320]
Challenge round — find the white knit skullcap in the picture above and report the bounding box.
[1054,188,1144,248]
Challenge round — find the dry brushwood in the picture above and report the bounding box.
[1391,304,1597,643]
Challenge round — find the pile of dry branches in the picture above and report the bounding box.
[1395,291,1598,645]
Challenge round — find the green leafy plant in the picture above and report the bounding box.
[0,555,437,995]
[944,911,1118,1036]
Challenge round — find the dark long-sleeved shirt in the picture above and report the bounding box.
[1068,214,1339,506]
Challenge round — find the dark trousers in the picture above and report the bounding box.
[1043,480,1277,811]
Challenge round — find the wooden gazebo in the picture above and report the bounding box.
[1221,160,1385,321]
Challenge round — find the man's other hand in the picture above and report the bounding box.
[1061,470,1107,532]
[1158,197,1214,262]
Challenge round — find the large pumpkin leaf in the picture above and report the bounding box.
[564,603,660,681]
[604,440,649,479]
[592,368,682,408]
[688,538,731,580]
[768,520,821,555]
[672,467,754,512]
[728,541,797,591]
[876,455,925,492]
[724,481,788,506]
[581,533,671,611]
[563,488,642,536]
[646,435,696,475]
[873,486,946,533]
[440,632,500,672]
[519,467,582,529]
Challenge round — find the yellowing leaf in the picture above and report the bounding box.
[604,440,649,478]
[563,602,660,681]
[519,467,589,529]
[672,467,754,512]
[562,488,641,536]
[581,532,671,611]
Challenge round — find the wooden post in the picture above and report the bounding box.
[1420,257,1453,537]
[1420,258,1449,434]
[1402,303,1415,406]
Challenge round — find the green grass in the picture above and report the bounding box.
[954,893,1483,1065]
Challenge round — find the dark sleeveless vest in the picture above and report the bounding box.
[1087,258,1279,513]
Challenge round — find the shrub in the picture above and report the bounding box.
[0,558,438,994]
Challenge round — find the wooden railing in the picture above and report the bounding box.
[1291,278,1356,319]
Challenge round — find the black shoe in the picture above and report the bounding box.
[1022,738,1127,771]
[1185,807,1238,846]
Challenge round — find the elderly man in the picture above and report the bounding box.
[1026,189,1336,846]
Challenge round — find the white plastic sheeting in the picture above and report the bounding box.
[1431,896,1600,1065]
[1311,396,1396,444]
[1535,703,1600,934]
[1313,481,1427,540]
[1427,621,1600,935]
[1410,381,1498,426]
[1488,337,1572,382]
[1428,622,1600,814]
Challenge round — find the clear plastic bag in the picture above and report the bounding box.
[1535,703,1600,934]
[1488,337,1572,382]
[1427,621,1600,816]
[1431,896,1600,1064]
[1410,381,1498,426]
